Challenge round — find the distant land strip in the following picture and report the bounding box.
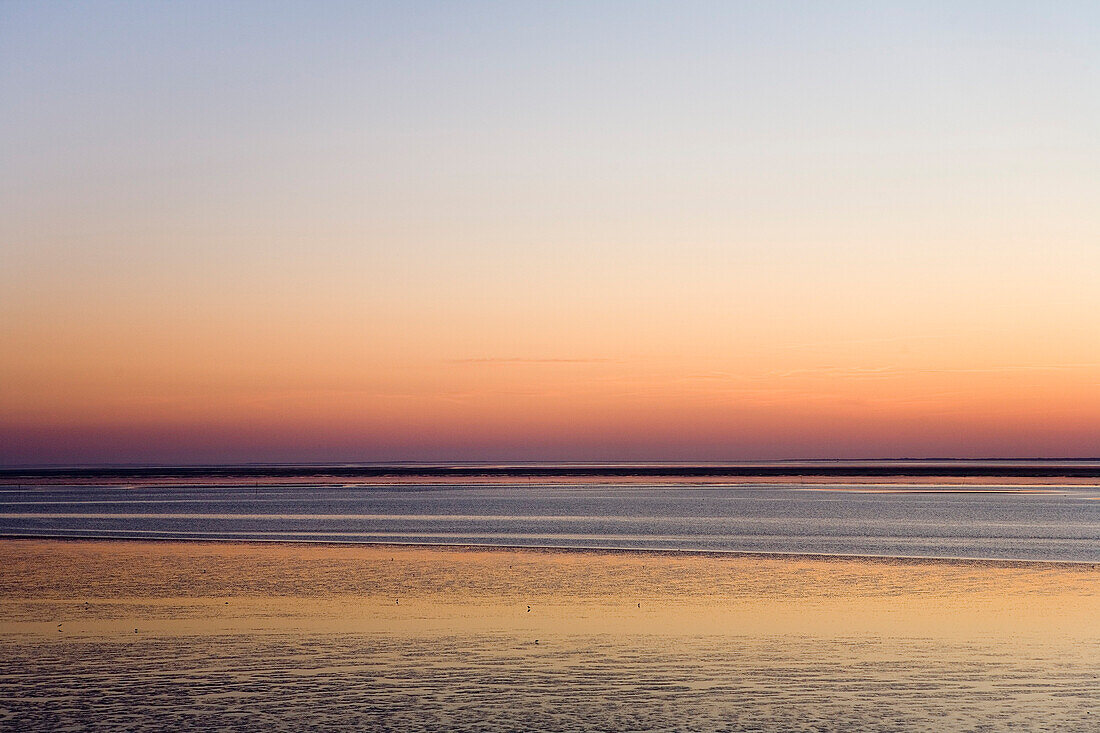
[5,462,1100,482]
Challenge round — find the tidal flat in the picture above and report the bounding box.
[0,539,1097,731]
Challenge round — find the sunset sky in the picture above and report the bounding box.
[3,1,1099,464]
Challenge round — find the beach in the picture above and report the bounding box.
[1,539,1096,731]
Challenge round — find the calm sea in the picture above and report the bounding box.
[2,462,1099,562]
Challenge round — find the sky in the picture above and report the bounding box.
[2,1,1099,464]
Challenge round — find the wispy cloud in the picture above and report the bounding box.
[446,358,620,365]
[769,363,1100,379]
[770,366,900,379]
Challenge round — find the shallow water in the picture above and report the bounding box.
[3,632,1098,732]
[2,470,1099,561]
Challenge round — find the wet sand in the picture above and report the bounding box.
[1,540,1097,731]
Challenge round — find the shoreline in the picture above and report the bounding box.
[3,533,1096,570]
[8,460,1100,484]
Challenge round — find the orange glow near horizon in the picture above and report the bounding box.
[4,241,1100,462]
[4,317,1100,461]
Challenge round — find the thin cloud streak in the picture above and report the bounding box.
[768,364,1100,379]
[446,358,621,365]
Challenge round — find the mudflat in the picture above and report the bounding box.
[1,539,1097,731]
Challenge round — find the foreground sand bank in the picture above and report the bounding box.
[1,538,1097,637]
[1,539,1097,730]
